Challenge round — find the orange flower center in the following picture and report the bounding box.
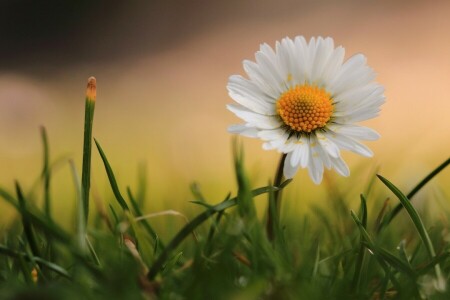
[276,85,333,133]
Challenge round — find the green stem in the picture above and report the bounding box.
[81,77,96,224]
[266,153,287,241]
[40,126,51,218]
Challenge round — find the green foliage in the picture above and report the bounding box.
[0,81,449,299]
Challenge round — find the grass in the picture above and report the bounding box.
[0,78,449,300]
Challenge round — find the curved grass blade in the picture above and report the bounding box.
[81,77,97,223]
[351,211,416,279]
[0,245,71,279]
[68,159,87,253]
[0,186,19,209]
[94,138,129,211]
[16,182,41,259]
[127,187,162,250]
[382,157,450,227]
[377,175,442,279]
[147,182,290,280]
[40,126,51,218]
[126,211,154,266]
[4,186,70,244]
[352,194,368,291]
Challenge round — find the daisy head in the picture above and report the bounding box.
[227,36,384,184]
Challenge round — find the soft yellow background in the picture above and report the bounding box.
[1,0,449,227]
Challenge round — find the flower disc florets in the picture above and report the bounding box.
[277,84,333,134]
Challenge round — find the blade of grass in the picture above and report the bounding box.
[126,211,154,266]
[147,182,290,280]
[0,186,19,209]
[69,159,87,253]
[352,194,368,291]
[81,77,97,223]
[40,126,51,218]
[233,139,255,219]
[85,236,101,267]
[94,139,129,211]
[0,245,71,279]
[382,157,450,228]
[351,211,416,279]
[377,175,442,280]
[127,187,161,250]
[16,182,41,259]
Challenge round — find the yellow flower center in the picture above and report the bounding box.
[276,85,333,133]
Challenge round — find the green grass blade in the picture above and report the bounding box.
[351,211,416,279]
[85,236,101,267]
[376,175,442,279]
[126,211,154,266]
[0,245,71,279]
[5,185,71,244]
[127,187,163,250]
[352,194,368,291]
[81,77,97,224]
[147,182,290,280]
[382,157,450,227]
[15,182,41,259]
[0,186,19,209]
[69,160,87,253]
[94,139,129,211]
[40,126,51,218]
[233,139,255,219]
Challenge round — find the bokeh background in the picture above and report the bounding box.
[1,0,449,227]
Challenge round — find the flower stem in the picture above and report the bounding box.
[267,153,287,241]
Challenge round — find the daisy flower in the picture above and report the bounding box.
[227,36,384,184]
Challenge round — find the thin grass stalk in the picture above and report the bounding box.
[266,153,287,241]
[69,159,87,253]
[81,77,97,224]
[15,182,40,260]
[352,194,368,292]
[382,157,450,228]
[40,126,51,218]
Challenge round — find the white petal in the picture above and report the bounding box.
[243,60,280,99]
[290,145,302,167]
[321,46,345,86]
[258,128,285,141]
[289,136,310,168]
[307,145,324,184]
[330,156,350,177]
[310,37,334,84]
[328,54,375,95]
[228,124,259,138]
[227,75,276,115]
[227,104,281,129]
[293,36,309,84]
[299,139,310,168]
[329,124,380,141]
[326,131,374,157]
[283,152,300,179]
[316,131,340,157]
[312,134,332,169]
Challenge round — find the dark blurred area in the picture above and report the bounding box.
[0,0,235,73]
[0,0,294,74]
[0,0,413,75]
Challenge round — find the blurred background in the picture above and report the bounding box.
[1,0,449,227]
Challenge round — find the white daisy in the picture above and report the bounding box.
[227,36,384,184]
